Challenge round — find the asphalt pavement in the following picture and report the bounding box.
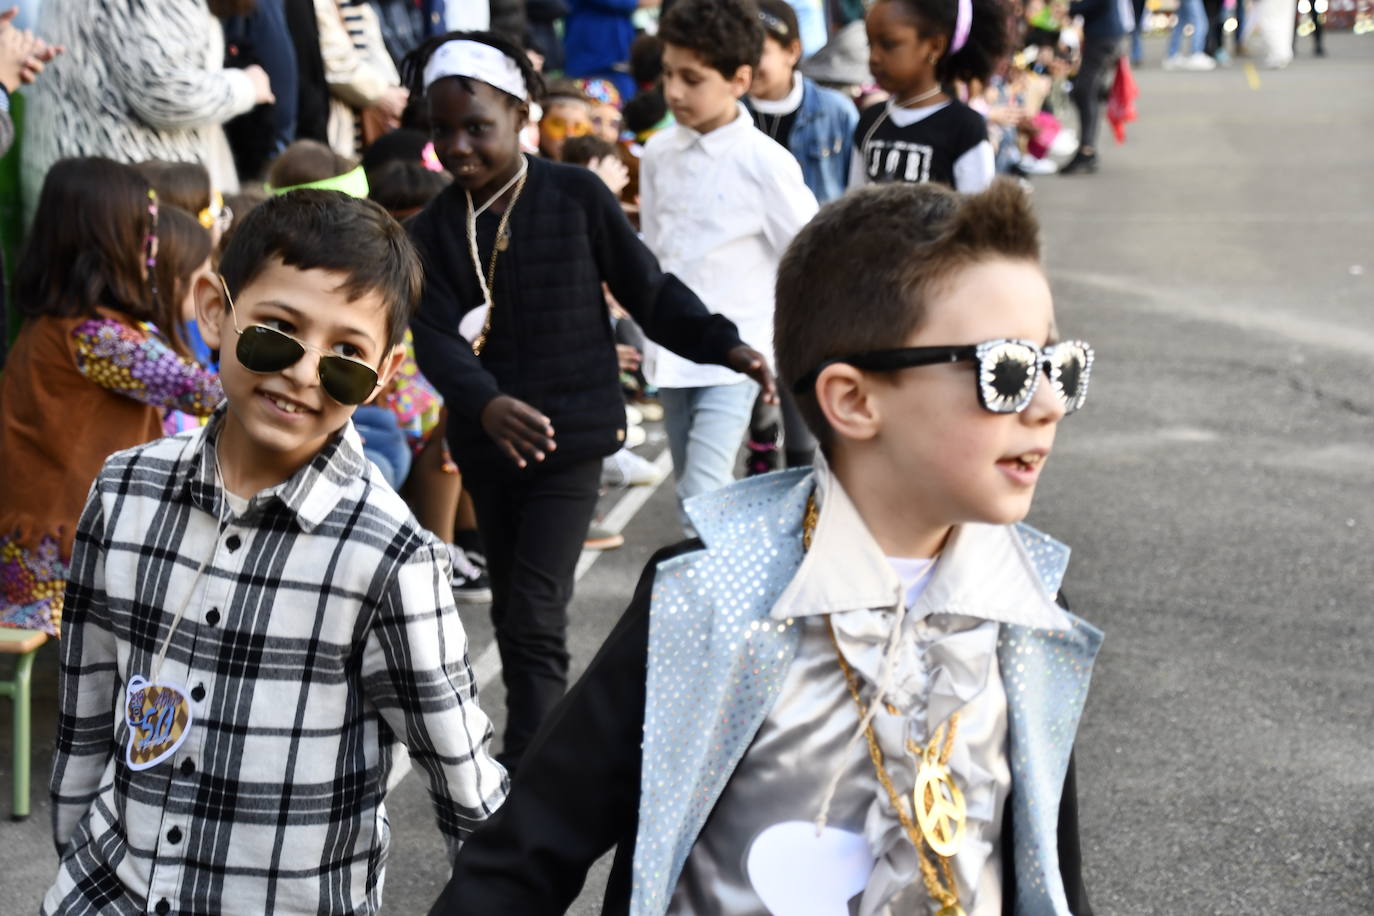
[1,32,1371,915]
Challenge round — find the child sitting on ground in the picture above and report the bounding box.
[44,190,506,915]
[432,180,1101,916]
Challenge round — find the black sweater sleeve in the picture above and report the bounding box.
[429,541,701,915]
[584,174,745,367]
[407,200,505,426]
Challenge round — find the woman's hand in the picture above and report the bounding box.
[245,64,275,105]
[480,395,557,469]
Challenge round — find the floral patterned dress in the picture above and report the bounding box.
[0,313,223,634]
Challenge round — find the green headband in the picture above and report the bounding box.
[265,164,370,199]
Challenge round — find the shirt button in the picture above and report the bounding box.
[167,826,182,844]
[205,608,220,626]
[190,684,206,702]
[225,534,241,552]
[155,900,170,915]
[180,759,195,777]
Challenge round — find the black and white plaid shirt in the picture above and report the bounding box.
[45,409,508,915]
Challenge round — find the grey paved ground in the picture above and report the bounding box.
[2,32,1372,915]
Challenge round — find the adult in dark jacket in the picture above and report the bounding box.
[404,31,775,769]
[1061,0,1127,174]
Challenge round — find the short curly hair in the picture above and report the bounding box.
[659,0,765,79]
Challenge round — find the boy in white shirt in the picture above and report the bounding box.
[639,0,818,530]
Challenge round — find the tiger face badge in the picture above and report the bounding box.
[125,675,193,771]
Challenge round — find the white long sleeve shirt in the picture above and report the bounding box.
[639,103,819,389]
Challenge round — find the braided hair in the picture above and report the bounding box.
[399,31,546,107]
[881,0,1012,86]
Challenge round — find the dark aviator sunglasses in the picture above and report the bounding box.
[219,275,382,406]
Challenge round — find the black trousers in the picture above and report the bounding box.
[1072,35,1122,153]
[463,457,603,767]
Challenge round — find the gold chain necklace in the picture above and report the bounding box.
[804,493,968,916]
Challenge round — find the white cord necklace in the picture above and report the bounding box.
[465,156,529,310]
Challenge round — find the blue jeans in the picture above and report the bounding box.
[1168,0,1208,56]
[660,380,760,533]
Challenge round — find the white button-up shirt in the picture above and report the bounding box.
[639,102,818,389]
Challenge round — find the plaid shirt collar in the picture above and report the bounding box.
[176,404,369,533]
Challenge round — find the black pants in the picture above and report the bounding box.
[1072,35,1122,153]
[463,457,603,767]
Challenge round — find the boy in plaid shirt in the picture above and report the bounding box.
[44,191,507,915]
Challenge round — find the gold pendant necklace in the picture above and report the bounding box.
[804,492,967,915]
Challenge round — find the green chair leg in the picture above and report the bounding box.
[11,647,36,820]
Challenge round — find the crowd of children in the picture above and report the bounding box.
[0,0,1115,911]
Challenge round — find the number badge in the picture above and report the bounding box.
[125,675,194,771]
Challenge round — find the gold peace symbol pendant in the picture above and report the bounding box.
[914,756,967,858]
[935,906,967,916]
[495,229,510,251]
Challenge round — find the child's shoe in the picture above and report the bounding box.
[602,448,666,487]
[1182,52,1217,70]
[447,543,493,604]
[584,524,625,551]
[1162,54,1184,70]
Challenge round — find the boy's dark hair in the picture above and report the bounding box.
[14,157,156,322]
[218,190,423,351]
[881,0,1013,85]
[268,140,356,191]
[367,160,452,217]
[756,0,802,49]
[153,206,213,359]
[134,160,213,217]
[400,31,546,105]
[659,0,765,78]
[629,33,664,87]
[775,179,1040,453]
[623,88,668,135]
[560,135,618,167]
[360,128,431,174]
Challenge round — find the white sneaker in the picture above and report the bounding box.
[624,424,647,448]
[1162,54,1184,70]
[602,448,665,487]
[1182,52,1217,70]
[625,404,644,427]
[1021,156,1058,175]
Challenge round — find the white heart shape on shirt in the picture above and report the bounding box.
[746,821,874,915]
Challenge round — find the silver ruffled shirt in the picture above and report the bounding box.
[667,457,1070,915]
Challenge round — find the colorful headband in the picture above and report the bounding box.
[951,0,973,54]
[576,77,622,109]
[197,190,225,230]
[265,164,370,199]
[144,188,160,305]
[423,39,528,100]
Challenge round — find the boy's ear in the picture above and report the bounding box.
[815,364,881,443]
[364,344,408,405]
[786,40,804,69]
[193,272,229,351]
[729,64,754,99]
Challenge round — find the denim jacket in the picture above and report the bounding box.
[787,76,860,204]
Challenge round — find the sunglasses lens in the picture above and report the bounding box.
[1048,342,1093,413]
[978,341,1038,413]
[318,356,378,405]
[237,325,304,373]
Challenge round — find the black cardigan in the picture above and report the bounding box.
[430,542,1095,915]
[408,156,745,472]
